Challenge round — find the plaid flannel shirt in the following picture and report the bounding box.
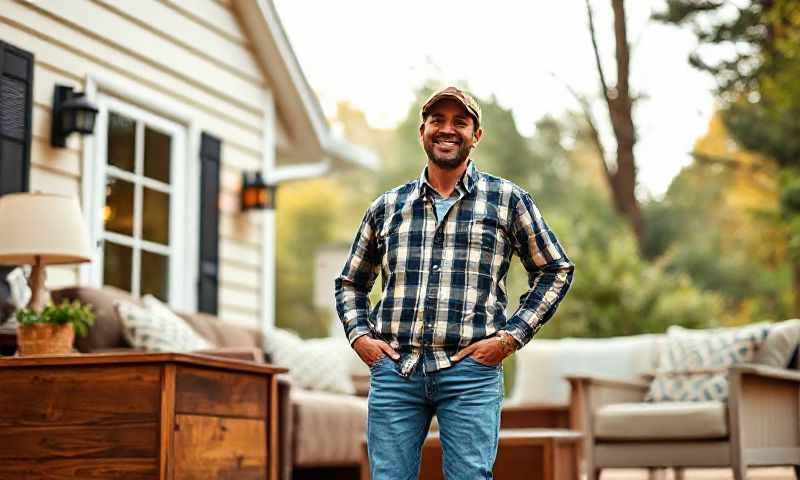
[335,161,574,376]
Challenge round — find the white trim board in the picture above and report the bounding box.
[261,89,276,332]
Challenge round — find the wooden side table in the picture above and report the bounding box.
[361,428,582,480]
[0,352,287,480]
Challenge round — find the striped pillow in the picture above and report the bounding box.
[115,297,212,353]
[645,324,769,402]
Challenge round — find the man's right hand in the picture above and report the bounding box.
[353,335,400,367]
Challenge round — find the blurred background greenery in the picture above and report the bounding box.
[276,0,800,343]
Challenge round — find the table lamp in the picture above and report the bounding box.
[0,193,91,311]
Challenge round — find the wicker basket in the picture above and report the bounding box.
[17,323,75,356]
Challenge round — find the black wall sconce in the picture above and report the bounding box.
[51,85,99,148]
[241,171,276,211]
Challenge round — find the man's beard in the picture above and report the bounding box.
[423,138,471,170]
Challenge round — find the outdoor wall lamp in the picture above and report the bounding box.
[241,171,275,211]
[51,85,99,148]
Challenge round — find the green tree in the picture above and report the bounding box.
[655,0,800,312]
[642,112,791,325]
[275,179,343,337]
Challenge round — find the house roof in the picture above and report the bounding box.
[234,0,378,178]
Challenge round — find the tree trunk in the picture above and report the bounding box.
[586,0,644,249]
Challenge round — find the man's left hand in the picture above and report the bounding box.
[450,332,519,366]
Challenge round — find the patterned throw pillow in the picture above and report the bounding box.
[645,323,770,402]
[262,327,355,395]
[115,297,212,353]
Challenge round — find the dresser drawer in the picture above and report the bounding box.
[173,414,266,480]
[175,366,267,419]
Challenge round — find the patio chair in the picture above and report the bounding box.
[568,363,800,480]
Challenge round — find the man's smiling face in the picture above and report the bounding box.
[419,99,482,170]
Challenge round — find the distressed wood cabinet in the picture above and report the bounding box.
[0,352,286,480]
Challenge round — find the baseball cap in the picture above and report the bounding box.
[420,86,482,129]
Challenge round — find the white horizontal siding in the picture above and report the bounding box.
[29,167,80,198]
[161,0,248,45]
[221,262,260,288]
[221,214,263,246]
[221,238,260,268]
[95,0,261,82]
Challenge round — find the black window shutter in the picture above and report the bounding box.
[0,40,33,327]
[0,39,33,195]
[198,132,221,314]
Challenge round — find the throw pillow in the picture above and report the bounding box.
[754,319,800,369]
[645,323,769,402]
[262,327,355,395]
[115,297,212,353]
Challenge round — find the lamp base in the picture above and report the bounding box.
[27,259,48,312]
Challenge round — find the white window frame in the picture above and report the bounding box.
[81,72,200,312]
[91,94,187,305]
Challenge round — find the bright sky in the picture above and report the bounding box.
[273,1,720,197]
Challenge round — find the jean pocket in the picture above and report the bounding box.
[368,355,388,371]
[464,356,501,370]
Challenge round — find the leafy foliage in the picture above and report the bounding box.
[655,0,800,309]
[16,300,96,337]
[641,113,791,324]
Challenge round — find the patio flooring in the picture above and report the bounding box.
[599,468,795,480]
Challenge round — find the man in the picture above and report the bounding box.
[335,86,574,479]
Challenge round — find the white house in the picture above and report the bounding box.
[0,0,376,332]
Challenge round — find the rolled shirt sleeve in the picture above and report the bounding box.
[334,202,381,345]
[503,191,574,347]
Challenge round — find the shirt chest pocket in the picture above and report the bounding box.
[452,212,508,259]
[379,223,422,272]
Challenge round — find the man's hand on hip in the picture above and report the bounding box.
[450,332,519,366]
[353,336,399,367]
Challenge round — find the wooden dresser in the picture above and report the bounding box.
[0,352,287,480]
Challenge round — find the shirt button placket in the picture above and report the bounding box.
[426,264,439,343]
[424,228,443,352]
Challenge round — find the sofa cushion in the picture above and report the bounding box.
[176,311,219,345]
[177,311,262,349]
[755,319,800,369]
[594,401,727,440]
[51,286,140,352]
[116,298,212,353]
[508,335,661,406]
[193,347,265,364]
[646,323,769,402]
[291,388,367,467]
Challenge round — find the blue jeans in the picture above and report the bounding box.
[366,355,504,480]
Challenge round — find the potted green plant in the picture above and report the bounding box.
[16,300,95,355]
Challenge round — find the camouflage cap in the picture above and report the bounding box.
[420,86,482,129]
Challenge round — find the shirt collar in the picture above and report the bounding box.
[417,160,479,198]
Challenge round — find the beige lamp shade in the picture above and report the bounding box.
[0,192,91,265]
